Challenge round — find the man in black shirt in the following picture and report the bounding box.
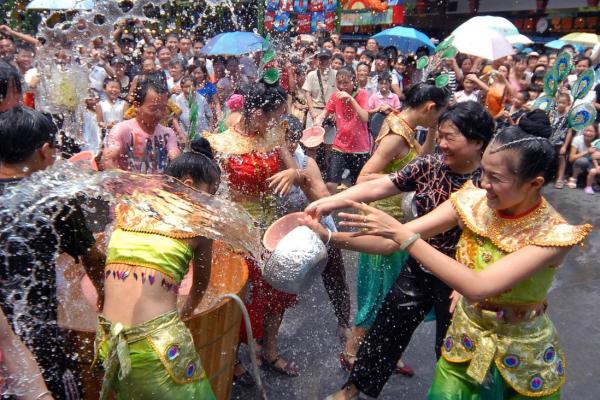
[0,106,104,399]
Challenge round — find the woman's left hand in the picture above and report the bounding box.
[338,200,404,240]
[267,169,297,196]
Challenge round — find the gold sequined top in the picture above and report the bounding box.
[450,181,591,254]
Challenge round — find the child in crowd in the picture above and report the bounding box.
[316,67,371,194]
[367,72,401,115]
[496,89,529,130]
[454,73,488,103]
[550,93,574,189]
[81,91,101,154]
[96,78,126,131]
[568,123,600,193]
[172,76,213,138]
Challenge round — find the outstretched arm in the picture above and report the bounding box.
[339,201,570,300]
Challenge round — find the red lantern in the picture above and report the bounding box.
[587,0,599,7]
[416,0,426,14]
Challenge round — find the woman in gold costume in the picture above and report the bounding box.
[94,138,220,399]
[320,125,591,399]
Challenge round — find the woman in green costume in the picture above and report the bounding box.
[341,83,448,374]
[326,124,591,399]
[94,138,221,400]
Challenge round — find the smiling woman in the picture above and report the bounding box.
[319,113,591,400]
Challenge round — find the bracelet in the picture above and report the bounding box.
[34,391,51,400]
[399,233,420,251]
[325,228,332,246]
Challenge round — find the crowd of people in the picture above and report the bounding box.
[0,16,597,400]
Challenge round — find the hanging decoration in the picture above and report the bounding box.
[264,0,338,33]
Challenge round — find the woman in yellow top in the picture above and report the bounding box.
[95,138,220,400]
[315,125,591,399]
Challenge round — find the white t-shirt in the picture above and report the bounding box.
[81,109,101,154]
[455,90,480,103]
[571,134,589,153]
[99,99,126,126]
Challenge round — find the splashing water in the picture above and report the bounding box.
[0,161,264,396]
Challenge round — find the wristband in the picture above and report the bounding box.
[399,233,420,251]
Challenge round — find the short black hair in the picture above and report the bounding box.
[439,101,494,148]
[133,75,169,104]
[377,71,391,83]
[0,106,57,164]
[361,51,375,63]
[375,51,387,61]
[0,60,22,99]
[332,54,345,65]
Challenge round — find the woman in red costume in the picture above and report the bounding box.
[206,78,302,381]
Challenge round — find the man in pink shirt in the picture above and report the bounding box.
[316,67,371,194]
[102,78,180,173]
[367,72,401,114]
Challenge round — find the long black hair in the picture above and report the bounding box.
[491,110,556,185]
[165,137,220,188]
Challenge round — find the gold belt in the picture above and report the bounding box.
[468,300,547,324]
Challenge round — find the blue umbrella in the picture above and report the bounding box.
[200,32,265,56]
[545,39,585,53]
[26,0,94,10]
[372,26,434,54]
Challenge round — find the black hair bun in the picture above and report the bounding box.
[189,137,215,160]
[518,109,552,139]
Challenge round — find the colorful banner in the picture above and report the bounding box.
[308,0,324,12]
[340,8,393,26]
[265,0,279,12]
[296,13,312,33]
[265,11,275,30]
[325,12,336,31]
[294,0,309,12]
[324,0,338,12]
[343,0,388,11]
[311,11,325,31]
[280,0,294,11]
[274,11,290,31]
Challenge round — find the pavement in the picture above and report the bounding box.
[232,187,600,400]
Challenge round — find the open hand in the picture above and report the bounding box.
[267,168,297,196]
[338,200,403,240]
[299,213,329,242]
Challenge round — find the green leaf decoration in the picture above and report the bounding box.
[416,56,429,70]
[435,36,454,53]
[571,68,595,100]
[263,68,280,84]
[441,46,458,59]
[568,103,596,131]
[260,47,276,68]
[435,74,449,88]
[262,35,271,51]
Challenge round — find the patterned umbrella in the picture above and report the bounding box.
[26,0,94,10]
[199,32,265,56]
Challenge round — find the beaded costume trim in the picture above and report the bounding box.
[450,181,591,253]
[375,113,421,153]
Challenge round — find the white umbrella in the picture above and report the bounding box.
[26,0,94,10]
[506,34,533,45]
[451,28,515,60]
[453,16,528,46]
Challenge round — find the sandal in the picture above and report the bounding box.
[567,177,577,189]
[233,361,255,387]
[394,359,415,377]
[260,355,299,377]
[339,351,356,372]
[554,180,565,189]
